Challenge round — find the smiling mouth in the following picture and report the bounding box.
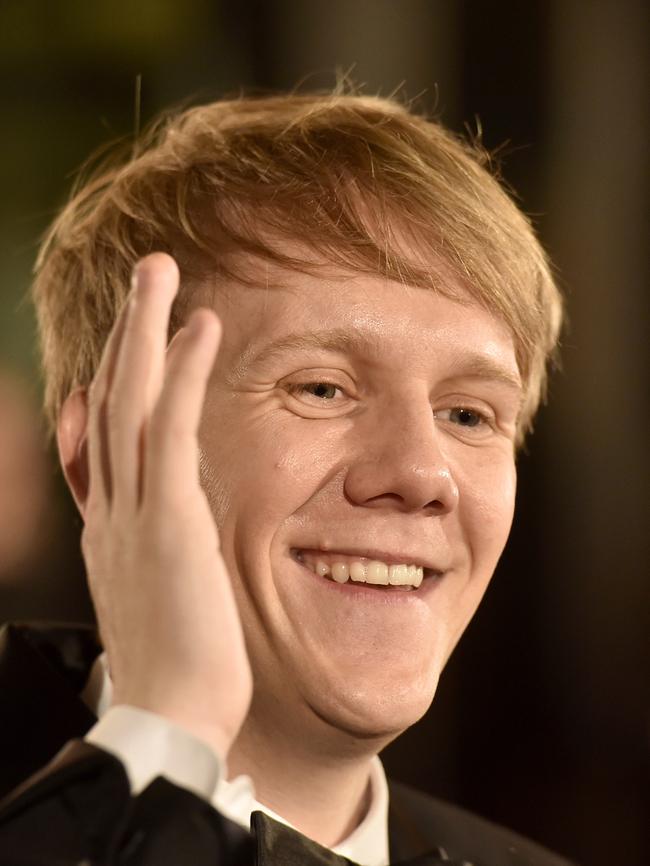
[292,549,439,591]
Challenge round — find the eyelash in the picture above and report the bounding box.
[287,382,493,431]
[434,406,493,436]
[286,381,345,401]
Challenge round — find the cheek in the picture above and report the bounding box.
[458,450,517,568]
[198,448,232,527]
[200,400,349,532]
[439,453,517,662]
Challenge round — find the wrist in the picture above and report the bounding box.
[110,691,237,759]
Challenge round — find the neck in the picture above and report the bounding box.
[227,698,381,848]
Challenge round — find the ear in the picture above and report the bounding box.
[56,387,90,517]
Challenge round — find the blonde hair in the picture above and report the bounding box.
[33,90,562,443]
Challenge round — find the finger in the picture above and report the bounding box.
[163,322,188,371]
[107,253,180,508]
[86,289,134,507]
[144,308,221,503]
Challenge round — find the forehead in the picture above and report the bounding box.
[205,260,521,389]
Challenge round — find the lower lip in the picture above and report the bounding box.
[291,553,442,604]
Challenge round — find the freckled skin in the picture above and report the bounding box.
[197,263,519,762]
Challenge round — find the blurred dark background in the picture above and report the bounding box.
[0,2,647,864]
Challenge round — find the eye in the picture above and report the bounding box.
[286,381,346,402]
[281,372,354,416]
[448,407,484,427]
[434,406,493,437]
[298,382,340,400]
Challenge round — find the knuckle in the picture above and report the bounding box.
[152,422,195,458]
[164,418,195,443]
[135,514,174,559]
[149,404,192,441]
[125,318,156,356]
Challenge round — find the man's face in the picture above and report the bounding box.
[198,259,521,742]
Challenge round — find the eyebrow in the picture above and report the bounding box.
[227,328,523,394]
[226,329,379,384]
[440,354,523,393]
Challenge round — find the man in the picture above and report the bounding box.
[0,91,571,865]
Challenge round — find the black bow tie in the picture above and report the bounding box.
[252,811,473,866]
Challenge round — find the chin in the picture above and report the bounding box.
[304,670,440,743]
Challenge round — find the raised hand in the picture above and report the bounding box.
[80,252,252,758]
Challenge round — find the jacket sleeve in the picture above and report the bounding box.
[0,740,255,866]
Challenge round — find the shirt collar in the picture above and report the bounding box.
[86,653,390,866]
[215,756,389,866]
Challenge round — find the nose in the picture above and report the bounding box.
[344,399,459,514]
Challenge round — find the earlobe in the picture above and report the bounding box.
[57,388,90,516]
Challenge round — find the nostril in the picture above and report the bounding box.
[426,498,452,514]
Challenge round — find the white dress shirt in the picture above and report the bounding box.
[82,654,390,866]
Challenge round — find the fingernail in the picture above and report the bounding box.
[130,262,141,292]
[187,313,204,335]
[166,326,187,351]
[131,259,153,292]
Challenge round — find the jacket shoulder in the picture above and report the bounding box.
[388,779,576,866]
[0,622,99,799]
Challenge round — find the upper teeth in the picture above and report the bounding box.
[301,556,424,589]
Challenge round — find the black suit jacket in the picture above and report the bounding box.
[0,624,575,865]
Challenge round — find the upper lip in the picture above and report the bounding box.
[292,546,445,574]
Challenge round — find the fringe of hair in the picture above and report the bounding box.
[32,90,562,444]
